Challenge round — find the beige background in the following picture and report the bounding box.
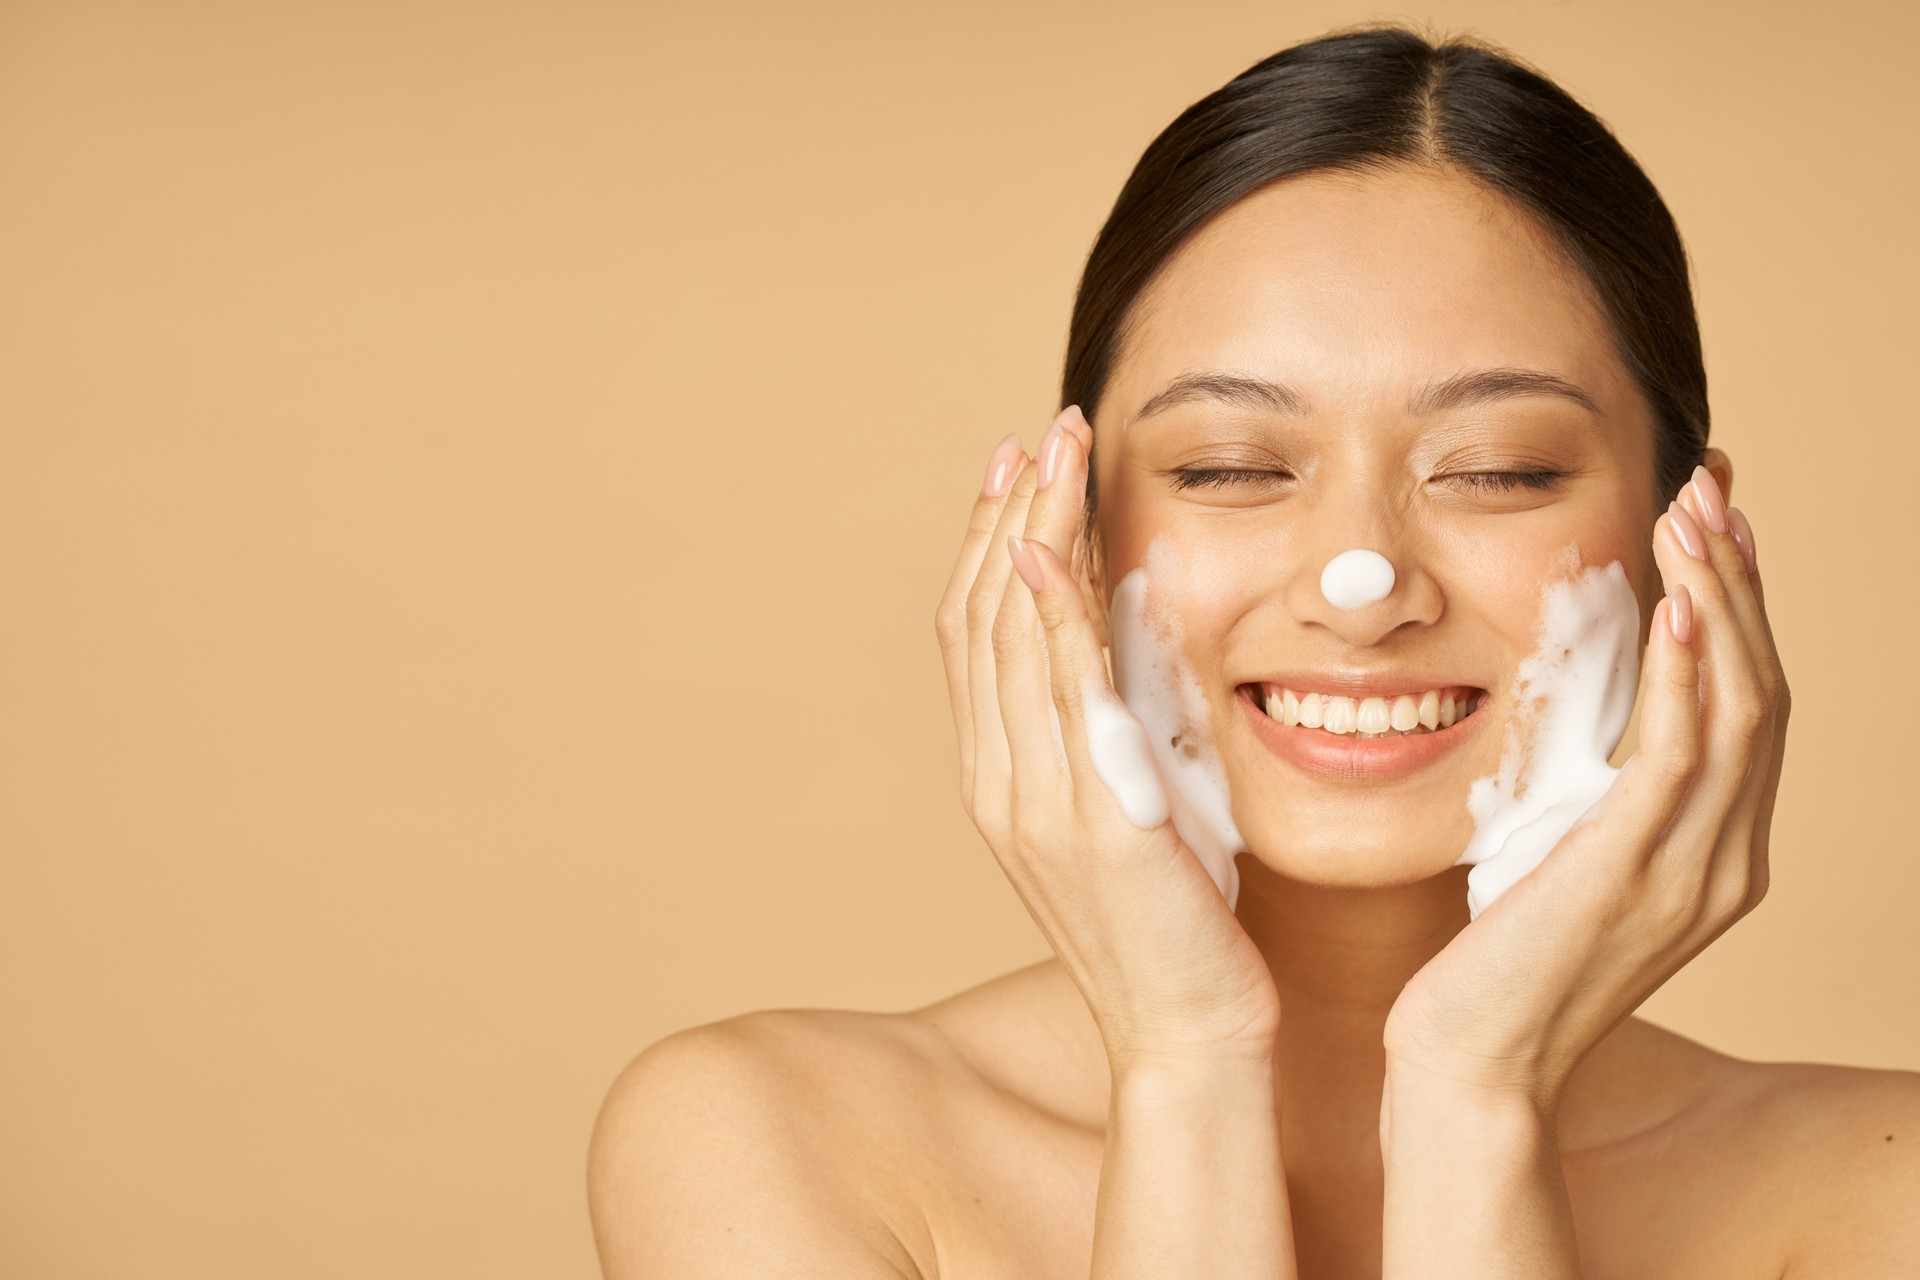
[1,0,1913,1275]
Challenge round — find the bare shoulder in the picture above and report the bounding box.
[1730,1057,1920,1278]
[588,1006,955,1279]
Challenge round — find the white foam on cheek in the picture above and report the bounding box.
[1083,538,1248,910]
[1077,677,1170,830]
[1321,548,1396,609]
[1456,551,1642,919]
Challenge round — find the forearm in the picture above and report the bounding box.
[1092,1052,1298,1279]
[1379,1064,1579,1279]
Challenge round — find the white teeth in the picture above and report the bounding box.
[1356,696,1390,734]
[1391,694,1420,732]
[1323,696,1357,734]
[1254,682,1484,737]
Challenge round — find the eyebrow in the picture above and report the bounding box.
[1126,366,1603,428]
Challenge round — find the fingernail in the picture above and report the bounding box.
[1727,506,1758,575]
[1007,535,1046,592]
[1686,465,1729,534]
[1667,583,1693,644]
[1065,404,1094,451]
[981,432,1023,497]
[1666,501,1709,561]
[1037,416,1072,490]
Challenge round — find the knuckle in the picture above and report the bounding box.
[990,610,1025,664]
[964,580,999,632]
[934,602,966,650]
[1728,696,1769,743]
[966,503,1002,542]
[1638,867,1706,931]
[1052,679,1087,721]
[1649,747,1698,791]
[1706,867,1751,925]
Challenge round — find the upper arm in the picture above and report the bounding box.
[587,1018,925,1280]
[1776,1066,1920,1278]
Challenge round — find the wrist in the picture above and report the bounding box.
[1381,1062,1559,1181]
[1382,1053,1562,1127]
[1109,1045,1278,1100]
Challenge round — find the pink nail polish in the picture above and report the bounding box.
[1667,583,1693,644]
[1727,507,1758,575]
[1007,535,1046,592]
[1065,404,1094,451]
[1686,465,1729,534]
[1666,501,1709,561]
[981,432,1023,497]
[1037,418,1070,490]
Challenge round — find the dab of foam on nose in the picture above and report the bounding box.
[1321,548,1395,610]
[1456,552,1642,919]
[1079,537,1246,910]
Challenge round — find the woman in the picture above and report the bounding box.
[590,23,1917,1278]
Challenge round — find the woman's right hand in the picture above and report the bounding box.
[933,405,1280,1070]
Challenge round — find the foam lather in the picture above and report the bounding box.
[1087,537,1247,910]
[1456,552,1643,919]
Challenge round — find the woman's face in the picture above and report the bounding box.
[1088,163,1666,887]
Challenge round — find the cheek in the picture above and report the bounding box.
[1106,523,1269,666]
[1438,512,1650,634]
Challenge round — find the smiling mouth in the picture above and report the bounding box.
[1238,683,1488,738]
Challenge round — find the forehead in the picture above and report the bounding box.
[1111,165,1629,420]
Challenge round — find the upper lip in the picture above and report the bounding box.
[1238,669,1487,701]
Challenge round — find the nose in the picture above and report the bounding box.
[1288,524,1442,647]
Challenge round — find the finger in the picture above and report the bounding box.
[995,532,1071,799]
[1678,476,1784,723]
[998,410,1105,790]
[1672,483,1789,908]
[935,431,1027,803]
[1600,565,1702,874]
[999,411,1108,787]
[1009,531,1128,801]
[1643,502,1771,926]
[1698,502,1789,882]
[966,449,1045,817]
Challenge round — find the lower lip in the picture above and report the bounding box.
[1236,685,1489,783]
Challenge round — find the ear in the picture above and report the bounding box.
[1069,517,1111,653]
[1701,446,1734,507]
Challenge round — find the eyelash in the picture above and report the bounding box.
[1167,468,1566,492]
[1451,469,1565,492]
[1168,468,1273,491]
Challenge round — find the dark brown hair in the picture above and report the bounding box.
[1063,21,1708,541]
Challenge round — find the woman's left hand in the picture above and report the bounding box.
[1382,467,1790,1110]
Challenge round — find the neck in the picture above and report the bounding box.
[1232,859,1474,1172]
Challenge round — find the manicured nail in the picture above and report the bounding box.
[1036,415,1073,490]
[1667,583,1693,644]
[1727,506,1758,575]
[1065,404,1094,451]
[1666,501,1709,562]
[1007,535,1046,592]
[1686,465,1729,534]
[981,432,1023,497]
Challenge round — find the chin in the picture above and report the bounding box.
[1234,811,1471,889]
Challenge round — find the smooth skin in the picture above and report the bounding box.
[589,165,1920,1279]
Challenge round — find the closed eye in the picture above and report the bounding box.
[1447,470,1565,492]
[1167,468,1288,491]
